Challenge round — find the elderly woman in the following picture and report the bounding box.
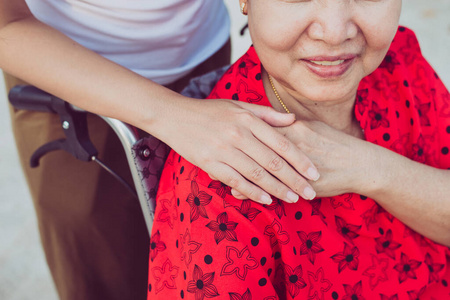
[147,0,450,299]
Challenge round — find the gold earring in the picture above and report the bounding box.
[240,2,247,15]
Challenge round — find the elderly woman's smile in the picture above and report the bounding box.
[300,53,357,78]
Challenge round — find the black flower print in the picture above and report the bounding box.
[208,180,232,199]
[335,216,361,244]
[375,229,401,260]
[403,226,438,252]
[186,180,212,222]
[264,198,286,219]
[398,34,420,65]
[310,199,327,225]
[379,50,400,74]
[380,294,398,300]
[342,281,365,300]
[237,56,257,78]
[406,286,426,299]
[281,263,307,298]
[236,80,263,103]
[186,165,200,181]
[206,212,238,244]
[360,204,380,229]
[234,200,261,222]
[414,96,432,126]
[297,231,325,264]
[150,230,166,262]
[424,253,444,284]
[374,74,401,103]
[375,205,394,223]
[264,219,290,248]
[331,243,360,273]
[187,264,220,300]
[368,102,390,130]
[362,254,389,290]
[328,194,355,210]
[412,64,429,95]
[179,228,202,269]
[390,133,411,157]
[220,246,258,281]
[229,288,252,300]
[156,196,178,229]
[411,134,430,163]
[356,88,370,115]
[307,267,332,300]
[393,253,422,283]
[151,259,179,295]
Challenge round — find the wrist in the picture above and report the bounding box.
[352,142,390,197]
[131,83,192,140]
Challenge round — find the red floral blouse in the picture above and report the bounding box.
[147,27,450,300]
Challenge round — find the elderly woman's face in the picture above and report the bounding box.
[245,0,402,103]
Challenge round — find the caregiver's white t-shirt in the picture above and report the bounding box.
[26,0,230,84]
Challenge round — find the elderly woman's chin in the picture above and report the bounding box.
[278,70,367,105]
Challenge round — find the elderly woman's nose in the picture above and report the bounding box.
[307,4,358,45]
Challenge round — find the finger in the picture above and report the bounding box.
[231,189,247,200]
[234,101,296,127]
[251,121,320,182]
[208,174,218,181]
[220,145,315,202]
[234,133,317,201]
[206,162,273,205]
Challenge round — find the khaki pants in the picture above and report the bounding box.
[5,40,230,300]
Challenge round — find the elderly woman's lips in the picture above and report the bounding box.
[302,56,356,78]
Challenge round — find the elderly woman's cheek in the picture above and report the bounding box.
[358,8,400,47]
[367,23,399,49]
[251,22,300,54]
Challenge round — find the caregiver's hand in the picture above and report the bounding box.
[157,98,319,204]
[275,120,376,198]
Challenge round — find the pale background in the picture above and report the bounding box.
[1,1,450,299]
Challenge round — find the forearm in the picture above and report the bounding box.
[1,12,324,204]
[362,144,450,246]
[0,15,184,136]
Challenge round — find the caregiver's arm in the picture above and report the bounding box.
[281,121,450,247]
[0,0,318,204]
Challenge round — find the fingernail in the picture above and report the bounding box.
[286,191,299,203]
[307,167,320,181]
[303,187,316,200]
[261,194,272,205]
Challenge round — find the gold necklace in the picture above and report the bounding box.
[268,75,290,114]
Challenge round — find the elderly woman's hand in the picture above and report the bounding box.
[275,120,377,198]
[275,119,450,246]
